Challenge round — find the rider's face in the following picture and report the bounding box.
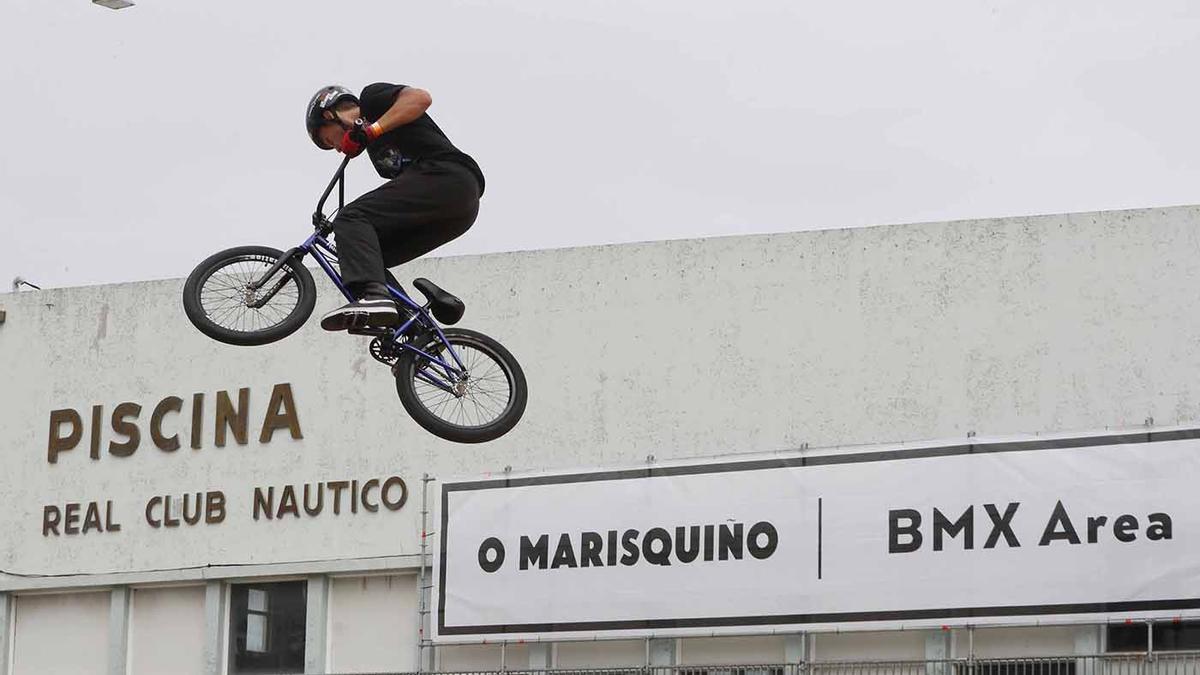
[317,123,343,151]
[317,106,363,151]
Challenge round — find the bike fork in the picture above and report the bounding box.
[248,247,303,291]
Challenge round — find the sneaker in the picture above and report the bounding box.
[320,298,401,332]
[348,307,415,336]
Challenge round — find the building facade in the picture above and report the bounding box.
[2,206,1199,674]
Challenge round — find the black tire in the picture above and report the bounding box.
[182,245,317,346]
[394,328,528,443]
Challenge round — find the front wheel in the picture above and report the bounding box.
[182,245,317,346]
[394,328,528,443]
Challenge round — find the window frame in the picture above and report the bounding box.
[1105,620,1200,653]
[227,579,308,675]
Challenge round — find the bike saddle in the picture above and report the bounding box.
[413,278,465,325]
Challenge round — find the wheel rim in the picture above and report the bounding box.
[197,255,302,334]
[411,337,515,430]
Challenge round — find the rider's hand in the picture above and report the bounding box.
[338,131,366,157]
[358,120,384,143]
[338,121,383,157]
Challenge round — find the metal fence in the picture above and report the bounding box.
[331,652,1200,675]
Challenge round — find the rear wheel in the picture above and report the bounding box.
[394,328,528,443]
[182,245,316,346]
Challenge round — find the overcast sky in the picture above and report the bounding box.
[2,0,1199,290]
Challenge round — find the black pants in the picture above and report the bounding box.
[333,159,481,293]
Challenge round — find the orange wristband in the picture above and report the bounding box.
[365,122,384,141]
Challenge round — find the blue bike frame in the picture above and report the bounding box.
[254,153,469,395]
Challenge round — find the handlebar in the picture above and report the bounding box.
[313,152,354,234]
[312,119,374,234]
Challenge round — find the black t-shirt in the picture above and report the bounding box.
[358,82,485,195]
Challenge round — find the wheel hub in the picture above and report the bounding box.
[453,374,470,397]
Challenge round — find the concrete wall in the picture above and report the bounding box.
[130,586,206,675]
[328,574,419,672]
[680,636,787,664]
[970,626,1080,658]
[11,591,109,675]
[555,640,647,667]
[2,205,1200,669]
[813,631,928,662]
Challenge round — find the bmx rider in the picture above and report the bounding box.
[305,82,485,331]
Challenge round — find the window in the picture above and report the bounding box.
[229,581,306,674]
[245,589,269,653]
[1108,623,1146,653]
[1107,621,1200,653]
[1155,622,1200,650]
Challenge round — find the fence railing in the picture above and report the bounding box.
[331,652,1200,675]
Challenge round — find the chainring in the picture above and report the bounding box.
[369,336,402,366]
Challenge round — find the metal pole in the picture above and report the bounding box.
[417,473,434,672]
[0,593,11,675]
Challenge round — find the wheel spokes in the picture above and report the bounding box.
[411,340,513,429]
[198,257,302,334]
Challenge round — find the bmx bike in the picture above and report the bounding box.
[181,152,527,443]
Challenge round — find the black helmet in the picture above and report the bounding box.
[306,85,358,148]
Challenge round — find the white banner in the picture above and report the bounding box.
[434,430,1200,642]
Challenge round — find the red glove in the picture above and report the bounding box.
[338,131,365,157]
[338,121,384,157]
